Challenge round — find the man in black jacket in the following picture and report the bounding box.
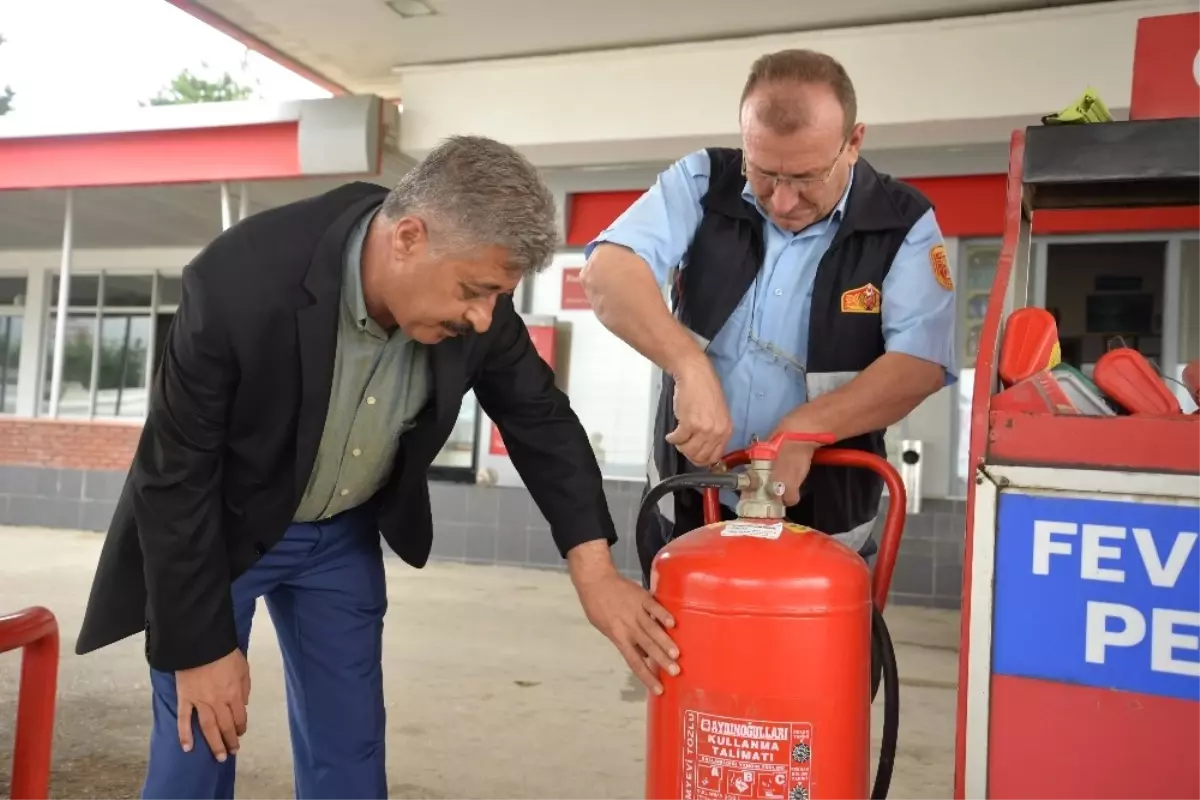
[74,135,680,799]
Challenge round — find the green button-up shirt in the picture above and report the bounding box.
[292,207,431,522]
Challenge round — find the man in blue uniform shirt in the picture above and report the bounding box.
[581,48,957,583]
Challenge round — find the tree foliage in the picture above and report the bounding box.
[143,60,257,107]
[0,34,15,116]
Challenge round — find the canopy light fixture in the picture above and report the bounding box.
[385,0,436,18]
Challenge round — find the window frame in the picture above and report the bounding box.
[39,271,171,422]
[0,273,27,416]
[1173,236,1200,411]
[427,389,481,483]
[23,266,483,482]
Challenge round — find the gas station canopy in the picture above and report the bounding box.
[167,0,1189,167]
[170,0,1108,88]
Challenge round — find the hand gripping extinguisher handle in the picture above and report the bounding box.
[702,430,907,612]
[700,431,831,530]
[745,430,837,460]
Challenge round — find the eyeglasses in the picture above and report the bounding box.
[741,138,848,194]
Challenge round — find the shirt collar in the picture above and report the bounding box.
[741,162,856,234]
[344,206,382,334]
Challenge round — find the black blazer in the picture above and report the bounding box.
[75,182,616,672]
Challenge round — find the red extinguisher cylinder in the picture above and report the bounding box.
[645,432,907,800]
[702,441,907,613]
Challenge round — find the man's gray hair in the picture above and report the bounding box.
[381,135,559,276]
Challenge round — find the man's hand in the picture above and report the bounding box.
[665,356,733,466]
[769,412,825,506]
[175,648,251,762]
[567,541,680,695]
[770,439,821,506]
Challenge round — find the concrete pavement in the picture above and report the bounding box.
[0,525,960,798]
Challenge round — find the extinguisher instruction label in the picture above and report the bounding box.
[682,710,813,800]
[720,521,785,540]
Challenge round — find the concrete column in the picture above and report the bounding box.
[47,189,74,418]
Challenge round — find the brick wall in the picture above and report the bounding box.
[0,419,968,609]
[0,419,141,471]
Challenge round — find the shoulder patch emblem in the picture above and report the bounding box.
[841,283,882,314]
[930,244,953,291]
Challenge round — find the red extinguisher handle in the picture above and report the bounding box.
[745,431,837,460]
[701,433,906,612]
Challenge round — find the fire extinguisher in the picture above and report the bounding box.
[639,431,903,800]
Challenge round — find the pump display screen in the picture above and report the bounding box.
[992,492,1199,700]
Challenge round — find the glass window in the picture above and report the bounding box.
[1177,238,1199,412]
[0,276,27,306]
[432,391,478,470]
[958,240,1001,368]
[949,240,1002,496]
[42,314,97,417]
[1044,240,1166,376]
[94,314,152,418]
[954,367,975,494]
[0,274,26,415]
[0,315,21,414]
[41,271,174,419]
[49,275,100,306]
[103,275,154,307]
[158,277,183,308]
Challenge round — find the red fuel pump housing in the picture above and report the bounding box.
[645,433,906,800]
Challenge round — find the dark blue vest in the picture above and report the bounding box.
[638,150,933,579]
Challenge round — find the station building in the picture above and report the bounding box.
[0,0,1195,608]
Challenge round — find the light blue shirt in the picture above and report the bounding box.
[586,149,958,476]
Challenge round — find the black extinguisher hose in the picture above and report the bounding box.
[871,604,900,800]
[635,472,743,548]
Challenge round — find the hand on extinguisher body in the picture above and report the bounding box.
[567,540,680,695]
[1184,359,1199,405]
[665,355,734,467]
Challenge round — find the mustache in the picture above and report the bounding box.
[442,320,472,336]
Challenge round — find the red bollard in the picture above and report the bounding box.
[0,606,59,800]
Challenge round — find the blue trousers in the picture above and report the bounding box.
[141,505,389,799]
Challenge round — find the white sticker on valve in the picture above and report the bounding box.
[721,521,784,540]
